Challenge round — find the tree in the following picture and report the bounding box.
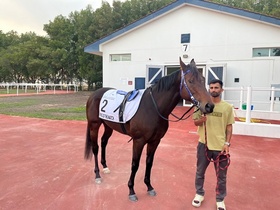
[2,0,278,87]
[0,32,52,83]
[0,31,21,82]
[206,0,280,18]
[44,15,78,84]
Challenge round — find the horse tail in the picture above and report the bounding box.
[84,124,93,160]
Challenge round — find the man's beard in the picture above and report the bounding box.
[210,92,220,98]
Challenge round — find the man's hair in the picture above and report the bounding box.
[209,79,223,88]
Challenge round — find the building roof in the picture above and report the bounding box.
[84,0,280,55]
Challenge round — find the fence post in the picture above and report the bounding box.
[245,86,252,124]
[239,86,244,109]
[36,84,39,94]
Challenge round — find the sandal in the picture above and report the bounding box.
[216,201,226,210]
[192,194,204,207]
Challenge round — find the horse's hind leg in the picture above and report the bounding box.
[100,123,113,174]
[90,122,102,184]
[144,141,160,197]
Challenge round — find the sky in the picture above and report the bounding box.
[0,0,118,36]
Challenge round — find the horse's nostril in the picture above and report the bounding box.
[205,103,214,113]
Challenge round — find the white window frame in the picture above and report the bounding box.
[253,47,280,57]
[110,54,131,61]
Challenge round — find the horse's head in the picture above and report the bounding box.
[179,57,214,114]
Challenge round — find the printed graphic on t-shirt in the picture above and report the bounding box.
[208,112,222,117]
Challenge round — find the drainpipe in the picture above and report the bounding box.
[245,86,252,124]
[270,87,275,112]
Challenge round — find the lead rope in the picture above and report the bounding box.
[149,88,198,122]
[203,114,230,196]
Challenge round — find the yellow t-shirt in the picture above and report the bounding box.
[193,100,235,150]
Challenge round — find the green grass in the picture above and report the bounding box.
[2,107,87,120]
[0,99,38,108]
[0,92,90,120]
[39,106,86,120]
[0,89,37,94]
[0,105,86,121]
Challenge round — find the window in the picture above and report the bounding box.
[110,54,131,61]
[253,48,269,57]
[253,48,280,57]
[181,34,190,43]
[271,48,280,56]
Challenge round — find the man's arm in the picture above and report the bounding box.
[222,124,233,154]
[225,124,233,144]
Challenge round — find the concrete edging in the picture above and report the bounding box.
[233,122,280,138]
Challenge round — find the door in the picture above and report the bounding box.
[146,65,164,88]
[206,65,226,86]
[206,64,227,99]
[135,77,145,90]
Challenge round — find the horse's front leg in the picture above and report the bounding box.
[100,124,113,174]
[144,141,160,196]
[128,141,145,202]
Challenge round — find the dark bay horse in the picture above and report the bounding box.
[85,58,214,201]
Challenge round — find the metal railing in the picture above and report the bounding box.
[224,86,280,123]
[0,83,79,95]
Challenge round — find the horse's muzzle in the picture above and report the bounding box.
[205,103,214,114]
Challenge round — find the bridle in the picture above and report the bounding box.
[180,69,200,108]
[149,69,200,122]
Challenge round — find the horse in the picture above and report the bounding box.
[84,58,214,202]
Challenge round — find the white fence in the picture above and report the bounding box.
[224,86,280,122]
[183,86,280,138]
[0,83,78,95]
[224,86,280,112]
[223,86,280,138]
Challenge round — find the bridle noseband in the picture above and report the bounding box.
[180,69,200,108]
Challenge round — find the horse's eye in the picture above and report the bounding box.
[188,79,193,84]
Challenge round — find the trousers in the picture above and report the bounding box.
[195,142,229,202]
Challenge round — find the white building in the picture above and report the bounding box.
[85,0,280,112]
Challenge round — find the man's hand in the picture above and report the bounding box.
[194,115,207,126]
[221,145,230,155]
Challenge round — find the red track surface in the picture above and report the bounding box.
[0,107,279,210]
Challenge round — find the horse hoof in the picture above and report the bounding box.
[147,189,157,196]
[103,168,110,174]
[95,178,102,184]
[129,194,138,202]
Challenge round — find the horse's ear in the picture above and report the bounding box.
[190,59,196,65]
[179,57,186,70]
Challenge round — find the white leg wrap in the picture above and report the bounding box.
[103,167,110,174]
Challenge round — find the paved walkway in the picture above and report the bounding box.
[0,107,279,210]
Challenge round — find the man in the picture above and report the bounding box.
[192,79,235,210]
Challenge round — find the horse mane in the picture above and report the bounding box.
[152,64,199,92]
[152,70,180,92]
